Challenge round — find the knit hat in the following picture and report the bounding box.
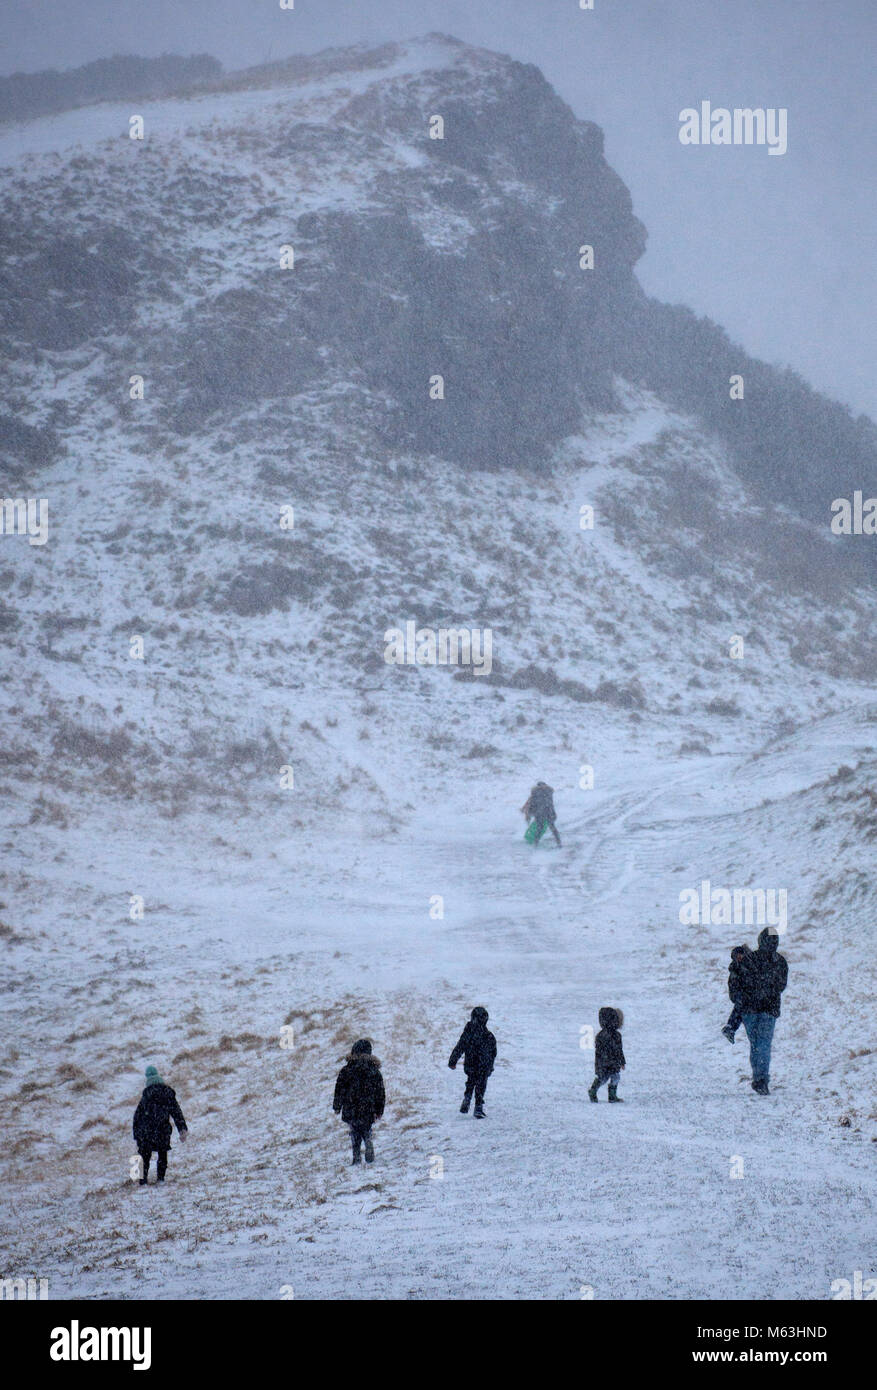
[144,1065,164,1086]
[350,1039,372,1056]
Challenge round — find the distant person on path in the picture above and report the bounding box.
[588,1008,626,1103]
[722,944,752,1043]
[521,781,561,846]
[735,928,788,1095]
[333,1038,385,1165]
[133,1065,188,1185]
[448,1006,497,1118]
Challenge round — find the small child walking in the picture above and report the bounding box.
[448,1006,497,1118]
[132,1065,188,1184]
[588,1008,626,1103]
[332,1039,385,1165]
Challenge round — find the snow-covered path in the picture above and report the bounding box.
[253,755,872,1301]
[4,716,874,1301]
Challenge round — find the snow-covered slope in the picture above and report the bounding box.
[2,719,876,1298]
[0,35,875,1300]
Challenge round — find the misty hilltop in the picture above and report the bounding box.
[3,33,876,521]
[1,33,876,832]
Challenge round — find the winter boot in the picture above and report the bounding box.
[721,1025,736,1044]
[138,1177,148,1186]
[588,1081,599,1103]
[752,1079,770,1095]
[460,1097,470,1114]
[607,1084,624,1103]
[364,1138,375,1163]
[473,1103,486,1118]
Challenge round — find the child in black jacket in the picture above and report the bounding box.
[588,1008,626,1103]
[333,1039,385,1165]
[722,944,750,1043]
[448,1006,497,1117]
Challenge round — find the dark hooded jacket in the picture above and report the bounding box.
[448,1007,497,1077]
[735,928,788,1017]
[728,945,751,1004]
[133,1082,187,1150]
[333,1043,385,1128]
[522,782,556,822]
[594,1007,625,1078]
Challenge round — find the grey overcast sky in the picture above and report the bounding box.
[4,0,876,419]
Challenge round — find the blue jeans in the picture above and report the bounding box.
[741,1012,776,1083]
[593,1071,620,1091]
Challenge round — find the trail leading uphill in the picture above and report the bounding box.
[1,708,875,1299]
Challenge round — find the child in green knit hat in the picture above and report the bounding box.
[133,1065,188,1184]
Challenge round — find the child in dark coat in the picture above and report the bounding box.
[333,1039,385,1165]
[588,1008,626,1103]
[448,1006,497,1117]
[132,1065,188,1184]
[722,944,751,1043]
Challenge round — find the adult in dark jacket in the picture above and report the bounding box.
[333,1039,385,1164]
[521,781,561,846]
[736,928,788,1094]
[132,1066,188,1184]
[448,1006,497,1117]
[589,1007,626,1103]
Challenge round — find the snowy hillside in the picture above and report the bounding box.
[0,35,875,1300]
